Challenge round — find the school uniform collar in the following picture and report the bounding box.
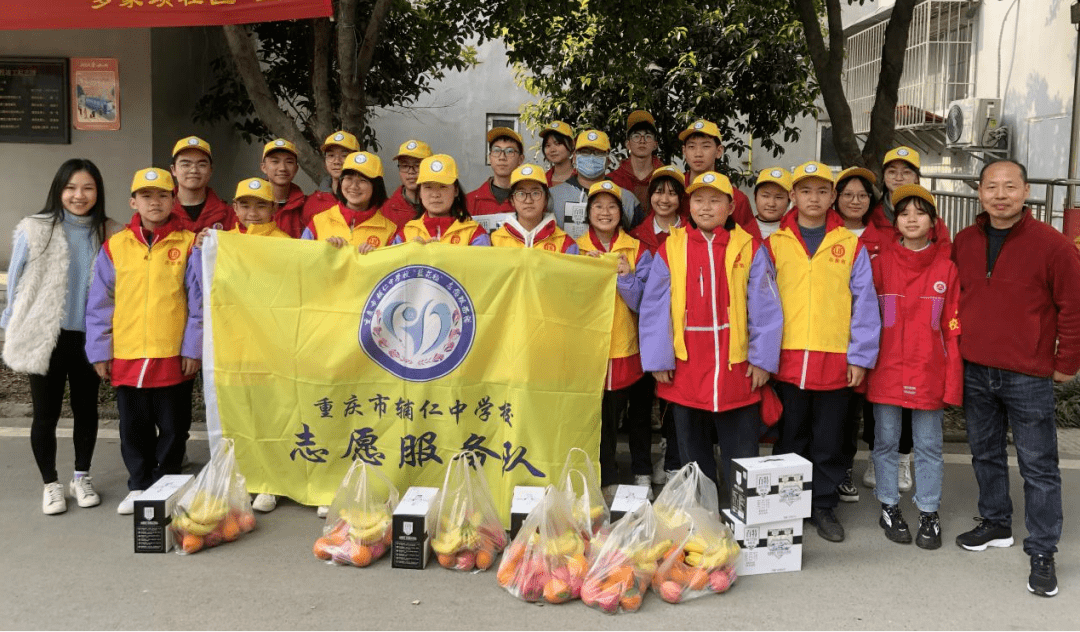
[504,214,558,246]
[127,212,182,247]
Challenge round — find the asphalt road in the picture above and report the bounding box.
[1,421,1077,630]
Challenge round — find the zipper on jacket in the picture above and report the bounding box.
[144,232,153,360]
[705,235,722,412]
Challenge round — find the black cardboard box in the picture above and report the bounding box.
[392,486,440,569]
[133,475,193,553]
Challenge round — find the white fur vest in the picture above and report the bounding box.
[3,216,71,374]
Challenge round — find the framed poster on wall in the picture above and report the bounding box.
[0,57,69,144]
[71,58,120,131]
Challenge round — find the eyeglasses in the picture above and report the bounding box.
[629,131,655,142]
[398,163,420,173]
[513,190,544,202]
[489,148,520,159]
[839,192,870,202]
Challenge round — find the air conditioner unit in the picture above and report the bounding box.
[945,98,1001,147]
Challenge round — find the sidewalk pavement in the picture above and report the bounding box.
[1,418,1077,630]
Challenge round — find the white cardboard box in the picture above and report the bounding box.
[133,474,194,553]
[392,486,440,570]
[509,486,546,539]
[609,484,650,522]
[730,453,812,524]
[722,509,803,575]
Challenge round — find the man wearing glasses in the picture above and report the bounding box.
[609,110,664,208]
[169,136,235,232]
[466,127,525,220]
[382,139,432,229]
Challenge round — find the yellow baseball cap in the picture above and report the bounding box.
[679,119,722,142]
[791,161,836,187]
[417,154,458,186]
[394,139,432,161]
[262,138,298,159]
[510,164,547,188]
[172,136,212,159]
[686,171,733,196]
[755,167,793,192]
[130,168,174,193]
[233,178,274,203]
[576,130,611,153]
[883,146,921,170]
[836,166,877,187]
[650,165,684,184]
[341,151,383,179]
[626,110,656,130]
[890,183,936,211]
[587,180,624,201]
[539,121,574,140]
[321,130,359,152]
[486,127,523,145]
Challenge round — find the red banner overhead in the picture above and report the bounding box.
[4,0,333,31]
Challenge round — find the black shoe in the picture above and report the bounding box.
[916,511,942,550]
[1027,554,1058,597]
[879,503,912,544]
[838,468,859,503]
[810,507,845,542]
[955,517,1014,551]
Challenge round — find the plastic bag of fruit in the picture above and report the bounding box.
[558,447,609,537]
[431,451,508,571]
[580,503,673,614]
[497,485,590,604]
[651,505,739,604]
[171,438,256,554]
[312,460,399,567]
[653,461,719,529]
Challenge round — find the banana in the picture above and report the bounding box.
[684,552,703,567]
[431,534,458,555]
[683,537,707,554]
[174,513,217,536]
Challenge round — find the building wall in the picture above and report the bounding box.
[0,29,154,267]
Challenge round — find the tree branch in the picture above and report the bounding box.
[863,0,918,172]
[338,0,393,133]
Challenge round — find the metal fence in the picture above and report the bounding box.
[923,174,1080,235]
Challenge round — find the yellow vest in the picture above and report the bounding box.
[768,224,857,353]
[311,205,397,248]
[665,225,753,366]
[108,228,196,360]
[227,221,291,238]
[575,230,640,359]
[490,225,571,251]
[401,217,482,245]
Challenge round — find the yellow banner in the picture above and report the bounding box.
[202,233,615,523]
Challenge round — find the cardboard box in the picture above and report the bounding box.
[133,474,193,553]
[722,509,802,575]
[509,486,545,539]
[730,453,812,524]
[609,485,650,522]
[392,486,440,570]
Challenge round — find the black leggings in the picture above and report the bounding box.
[28,330,101,484]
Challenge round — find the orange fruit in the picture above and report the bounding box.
[689,567,709,591]
[237,513,256,533]
[476,549,494,570]
[437,553,456,569]
[181,532,203,554]
[605,565,634,590]
[326,519,348,545]
[620,592,643,612]
[220,515,241,542]
[496,559,517,587]
[313,537,334,560]
[543,578,571,604]
[350,544,373,567]
[566,553,588,579]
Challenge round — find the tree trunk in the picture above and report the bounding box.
[222,24,324,180]
[862,0,918,173]
[337,0,393,135]
[311,17,334,144]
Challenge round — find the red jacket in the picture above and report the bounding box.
[680,172,755,234]
[381,186,422,229]
[302,190,338,220]
[171,188,235,232]
[545,166,576,187]
[466,179,514,216]
[866,239,962,409]
[953,210,1080,377]
[865,204,951,254]
[609,156,663,208]
[272,184,310,238]
[630,213,685,254]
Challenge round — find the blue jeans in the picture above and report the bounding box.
[871,404,944,512]
[963,362,1062,556]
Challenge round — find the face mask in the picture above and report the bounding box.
[575,154,607,179]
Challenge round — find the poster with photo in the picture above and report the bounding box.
[71,58,119,131]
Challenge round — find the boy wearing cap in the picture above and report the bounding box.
[466,127,524,219]
[609,111,664,208]
[227,178,290,239]
[303,131,361,218]
[640,171,783,489]
[765,161,880,542]
[550,129,644,239]
[678,120,755,232]
[490,164,579,253]
[169,136,235,233]
[382,139,432,229]
[540,121,575,186]
[261,139,309,238]
[85,168,201,515]
[752,167,792,240]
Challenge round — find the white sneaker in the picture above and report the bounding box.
[252,493,278,512]
[117,490,142,515]
[43,482,67,515]
[862,459,877,488]
[898,453,913,492]
[316,505,329,518]
[69,476,101,508]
